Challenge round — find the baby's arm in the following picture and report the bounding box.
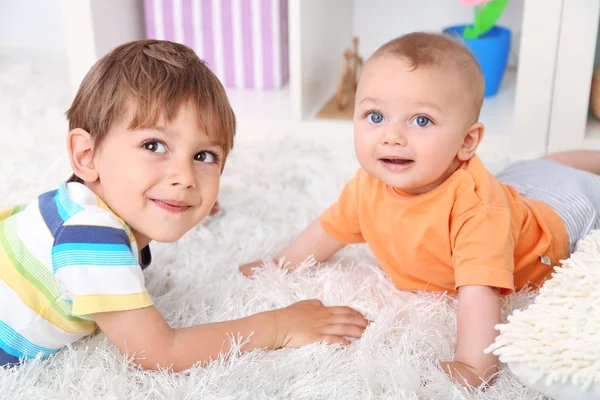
[240,219,345,276]
[92,298,367,371]
[440,285,501,387]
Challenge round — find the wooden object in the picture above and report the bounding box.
[590,67,600,120]
[317,37,363,121]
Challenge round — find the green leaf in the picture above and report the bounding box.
[462,25,478,39]
[471,0,508,38]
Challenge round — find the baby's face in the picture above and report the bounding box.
[353,56,476,195]
[88,100,222,248]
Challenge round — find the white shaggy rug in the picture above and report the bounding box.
[0,49,548,400]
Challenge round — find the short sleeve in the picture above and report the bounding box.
[451,205,516,294]
[51,209,152,316]
[319,170,365,244]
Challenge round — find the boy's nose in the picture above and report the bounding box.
[168,159,196,188]
[382,123,408,146]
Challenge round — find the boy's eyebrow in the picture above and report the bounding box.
[149,126,223,147]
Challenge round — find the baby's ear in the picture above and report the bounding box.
[67,128,99,182]
[457,122,485,161]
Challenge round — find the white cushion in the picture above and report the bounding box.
[486,230,600,400]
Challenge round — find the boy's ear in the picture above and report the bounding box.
[457,122,485,161]
[67,128,98,182]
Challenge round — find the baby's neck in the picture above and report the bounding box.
[393,157,466,196]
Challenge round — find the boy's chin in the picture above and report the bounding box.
[145,230,187,244]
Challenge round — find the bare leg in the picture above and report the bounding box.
[543,150,600,175]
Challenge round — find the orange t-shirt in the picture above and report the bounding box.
[319,155,569,294]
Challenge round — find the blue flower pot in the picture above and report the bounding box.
[443,25,511,98]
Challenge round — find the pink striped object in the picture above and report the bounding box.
[144,0,289,89]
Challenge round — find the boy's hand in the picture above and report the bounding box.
[239,260,267,277]
[272,299,369,348]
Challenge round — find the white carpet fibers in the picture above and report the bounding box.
[0,49,547,399]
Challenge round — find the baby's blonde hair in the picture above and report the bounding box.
[371,32,485,122]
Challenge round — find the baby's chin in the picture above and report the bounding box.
[368,169,436,195]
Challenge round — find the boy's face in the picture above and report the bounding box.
[353,56,478,195]
[88,100,223,248]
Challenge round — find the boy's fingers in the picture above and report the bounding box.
[326,306,364,317]
[329,314,369,328]
[321,335,351,346]
[323,324,365,338]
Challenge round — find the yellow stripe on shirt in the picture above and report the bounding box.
[72,292,153,316]
[0,246,97,335]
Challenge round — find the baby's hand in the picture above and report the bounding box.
[239,260,267,277]
[440,360,494,388]
[272,299,368,348]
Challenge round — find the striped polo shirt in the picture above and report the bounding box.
[0,181,153,366]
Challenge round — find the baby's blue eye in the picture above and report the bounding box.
[411,115,431,127]
[367,112,384,124]
[143,141,166,153]
[195,151,217,163]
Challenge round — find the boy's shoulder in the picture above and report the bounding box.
[7,182,135,248]
[50,182,136,246]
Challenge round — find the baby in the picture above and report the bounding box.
[241,32,600,387]
[0,39,368,370]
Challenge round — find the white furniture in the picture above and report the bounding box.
[547,0,600,152]
[60,0,599,155]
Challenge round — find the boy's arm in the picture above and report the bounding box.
[240,219,346,276]
[440,285,501,387]
[92,298,367,372]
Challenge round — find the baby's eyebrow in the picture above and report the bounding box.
[357,96,381,106]
[413,102,444,114]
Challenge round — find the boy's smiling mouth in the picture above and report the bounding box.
[151,199,192,213]
[379,156,415,172]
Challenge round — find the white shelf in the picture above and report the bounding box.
[226,84,292,123]
[480,68,517,137]
[59,0,556,157]
[230,68,517,142]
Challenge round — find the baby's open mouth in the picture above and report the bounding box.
[380,158,414,165]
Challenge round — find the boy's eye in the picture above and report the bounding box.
[366,111,384,124]
[143,141,166,153]
[195,151,217,163]
[410,115,432,127]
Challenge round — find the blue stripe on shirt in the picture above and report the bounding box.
[54,225,132,247]
[55,182,84,220]
[52,253,140,272]
[0,346,20,367]
[38,189,63,235]
[0,321,58,360]
[53,243,132,253]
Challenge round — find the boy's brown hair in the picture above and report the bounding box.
[372,32,485,121]
[66,39,236,174]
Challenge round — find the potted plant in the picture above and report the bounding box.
[444,0,510,97]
